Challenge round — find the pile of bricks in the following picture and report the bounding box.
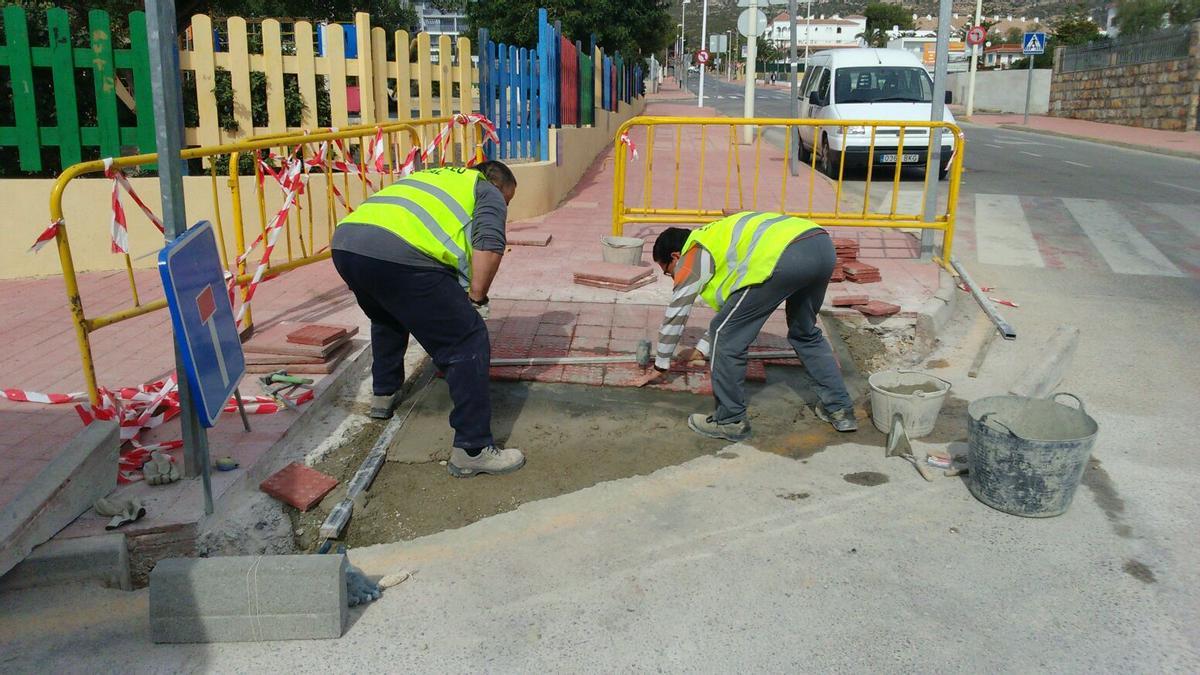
[243,322,358,374]
[831,238,881,284]
[573,262,655,292]
[831,294,900,317]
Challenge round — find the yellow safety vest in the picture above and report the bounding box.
[337,168,480,285]
[682,211,823,310]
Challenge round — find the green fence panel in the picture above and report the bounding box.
[47,7,82,167]
[580,54,594,126]
[89,9,120,160]
[128,11,156,157]
[3,6,43,170]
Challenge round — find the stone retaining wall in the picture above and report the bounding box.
[1049,20,1200,131]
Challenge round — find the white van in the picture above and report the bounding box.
[797,48,956,179]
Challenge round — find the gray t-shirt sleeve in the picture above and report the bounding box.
[471,180,507,253]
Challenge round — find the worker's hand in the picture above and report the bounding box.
[470,294,490,320]
[634,367,668,388]
[676,347,706,365]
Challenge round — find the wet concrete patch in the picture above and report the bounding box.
[777,492,810,501]
[293,375,837,549]
[1080,458,1133,538]
[843,471,889,486]
[1122,559,1157,584]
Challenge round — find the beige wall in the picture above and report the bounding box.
[0,97,643,280]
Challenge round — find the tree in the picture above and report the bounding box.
[1004,26,1025,44]
[756,36,782,64]
[863,3,914,37]
[1116,0,1170,35]
[1168,0,1200,25]
[856,27,889,47]
[463,0,673,61]
[1052,7,1102,45]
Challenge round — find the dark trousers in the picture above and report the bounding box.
[709,233,853,423]
[332,250,493,450]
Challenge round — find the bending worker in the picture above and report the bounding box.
[638,211,857,441]
[331,163,524,478]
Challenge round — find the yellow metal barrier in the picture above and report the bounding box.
[611,116,966,263]
[49,118,484,405]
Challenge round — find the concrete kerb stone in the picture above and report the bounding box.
[149,554,347,643]
[915,267,960,353]
[1008,324,1081,399]
[996,123,1200,161]
[0,532,131,592]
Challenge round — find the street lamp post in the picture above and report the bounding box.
[698,0,710,107]
[681,0,689,91]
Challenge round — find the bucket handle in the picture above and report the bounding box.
[897,370,952,398]
[1051,392,1086,414]
[979,412,1018,438]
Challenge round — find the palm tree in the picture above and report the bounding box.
[856,27,888,47]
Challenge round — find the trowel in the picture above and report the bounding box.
[886,413,933,482]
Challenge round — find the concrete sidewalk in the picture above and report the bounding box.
[962,112,1200,160]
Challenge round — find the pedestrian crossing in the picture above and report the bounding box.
[854,189,1197,279]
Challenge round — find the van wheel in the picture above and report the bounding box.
[820,136,837,177]
[938,162,950,181]
[796,129,811,163]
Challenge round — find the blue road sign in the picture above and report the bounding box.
[1023,32,1046,55]
[158,221,245,427]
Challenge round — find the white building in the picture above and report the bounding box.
[410,0,467,60]
[767,13,867,54]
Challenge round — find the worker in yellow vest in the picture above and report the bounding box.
[639,211,857,440]
[331,163,524,478]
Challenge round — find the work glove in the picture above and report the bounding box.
[94,496,146,530]
[346,562,382,607]
[143,451,181,486]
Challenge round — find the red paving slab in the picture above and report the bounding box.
[963,112,1200,157]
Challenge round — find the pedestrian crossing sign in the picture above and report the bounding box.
[1023,32,1046,55]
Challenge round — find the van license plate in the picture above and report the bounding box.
[880,153,920,164]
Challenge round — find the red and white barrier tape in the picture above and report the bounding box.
[619,130,638,160]
[2,388,88,404]
[27,219,64,254]
[103,158,166,255]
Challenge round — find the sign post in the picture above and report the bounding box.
[1022,31,1046,125]
[919,0,953,261]
[698,0,710,107]
[965,0,985,116]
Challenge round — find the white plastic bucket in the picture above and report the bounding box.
[600,236,645,266]
[868,369,952,438]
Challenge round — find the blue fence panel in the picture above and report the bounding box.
[497,43,509,159]
[509,44,520,159]
[530,48,541,160]
[519,47,531,157]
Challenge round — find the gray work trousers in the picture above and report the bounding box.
[709,232,853,423]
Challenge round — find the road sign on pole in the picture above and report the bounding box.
[966,26,986,46]
[1022,31,1046,54]
[158,220,245,428]
[696,49,710,64]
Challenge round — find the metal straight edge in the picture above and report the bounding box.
[318,367,436,540]
[949,255,1016,340]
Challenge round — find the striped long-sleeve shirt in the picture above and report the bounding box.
[653,245,715,370]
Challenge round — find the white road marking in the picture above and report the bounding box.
[1020,151,1042,157]
[1155,181,1200,195]
[984,143,1002,149]
[1147,202,1200,238]
[1062,198,1184,277]
[1063,160,1091,168]
[974,193,1045,267]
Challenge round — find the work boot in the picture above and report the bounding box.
[815,405,858,432]
[447,445,525,478]
[369,392,402,419]
[687,413,751,442]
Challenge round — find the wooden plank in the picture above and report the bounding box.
[325,23,349,129]
[520,47,531,158]
[2,6,41,170]
[190,13,220,147]
[294,22,318,129]
[393,30,411,124]
[261,19,287,134]
[46,8,81,167]
[537,10,550,161]
[529,47,540,160]
[89,10,121,159]
[495,43,507,159]
[354,13,375,124]
[415,32,433,122]
[455,36,472,162]
[127,11,156,156]
[437,34,452,118]
[225,17,253,139]
[371,27,389,122]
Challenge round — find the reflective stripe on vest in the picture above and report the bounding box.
[337,168,480,285]
[682,211,823,310]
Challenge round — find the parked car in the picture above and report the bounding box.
[796,48,957,180]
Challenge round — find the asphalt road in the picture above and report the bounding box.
[684,74,1200,204]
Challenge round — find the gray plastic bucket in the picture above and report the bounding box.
[600,236,645,266]
[966,392,1099,518]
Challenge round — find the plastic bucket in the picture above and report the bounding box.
[867,370,952,438]
[967,392,1099,518]
[601,236,646,266]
